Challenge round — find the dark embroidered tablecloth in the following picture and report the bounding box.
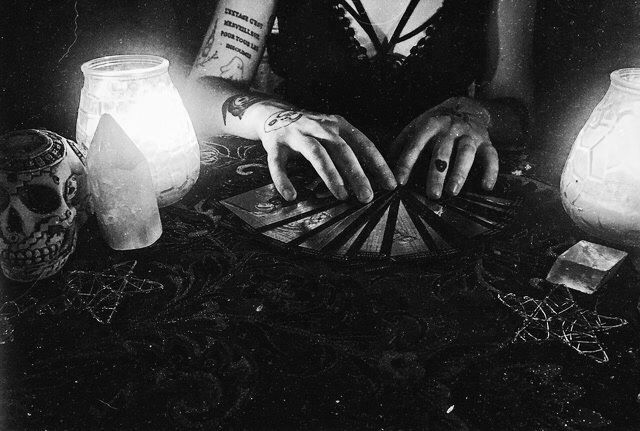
[1,137,640,430]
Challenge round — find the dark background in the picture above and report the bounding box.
[2,0,640,182]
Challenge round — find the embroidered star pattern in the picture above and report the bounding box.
[497,286,627,363]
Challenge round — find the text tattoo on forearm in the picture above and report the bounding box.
[195,7,268,81]
[220,8,264,60]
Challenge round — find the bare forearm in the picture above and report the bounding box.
[481,0,536,147]
[185,0,279,140]
[183,77,291,140]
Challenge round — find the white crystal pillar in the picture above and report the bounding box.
[87,114,162,250]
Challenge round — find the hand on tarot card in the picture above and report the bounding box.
[255,110,397,204]
[389,97,498,200]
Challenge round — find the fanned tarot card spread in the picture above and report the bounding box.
[220,178,521,261]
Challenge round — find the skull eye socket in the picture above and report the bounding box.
[0,187,8,212]
[65,175,79,203]
[18,184,61,214]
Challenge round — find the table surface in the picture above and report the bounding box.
[1,137,640,431]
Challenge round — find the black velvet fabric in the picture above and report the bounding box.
[2,140,640,430]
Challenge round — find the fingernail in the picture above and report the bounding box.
[395,169,408,185]
[337,185,349,200]
[357,187,373,203]
[483,179,495,190]
[384,177,398,190]
[282,188,296,201]
[428,188,442,200]
[451,182,461,195]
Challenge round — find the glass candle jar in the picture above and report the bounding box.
[561,68,640,267]
[76,55,200,207]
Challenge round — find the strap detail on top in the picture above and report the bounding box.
[342,0,384,53]
[341,0,435,56]
[388,0,421,46]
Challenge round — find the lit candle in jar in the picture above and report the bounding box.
[76,55,200,207]
[561,68,640,268]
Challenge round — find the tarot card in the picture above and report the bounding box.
[220,179,521,261]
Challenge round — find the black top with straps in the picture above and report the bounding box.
[340,0,437,56]
[267,0,493,144]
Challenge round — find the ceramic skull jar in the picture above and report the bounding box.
[0,129,88,282]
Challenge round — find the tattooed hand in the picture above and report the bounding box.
[221,94,289,125]
[260,109,397,203]
[220,94,397,202]
[389,97,498,199]
[263,110,303,132]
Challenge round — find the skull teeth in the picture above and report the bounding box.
[2,243,63,266]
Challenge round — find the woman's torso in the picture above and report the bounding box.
[268,0,492,142]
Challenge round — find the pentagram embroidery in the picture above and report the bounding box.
[60,261,164,324]
[497,286,627,363]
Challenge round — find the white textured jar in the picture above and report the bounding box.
[561,69,640,262]
[76,55,200,207]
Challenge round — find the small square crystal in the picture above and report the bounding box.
[546,240,628,294]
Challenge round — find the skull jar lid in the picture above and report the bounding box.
[0,129,86,283]
[0,129,66,172]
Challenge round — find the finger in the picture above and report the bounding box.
[308,114,342,134]
[300,118,341,143]
[339,120,397,191]
[426,128,462,199]
[267,147,296,201]
[445,135,478,196]
[386,121,413,161]
[394,117,444,185]
[296,136,349,200]
[477,143,499,190]
[299,111,331,122]
[322,135,373,203]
